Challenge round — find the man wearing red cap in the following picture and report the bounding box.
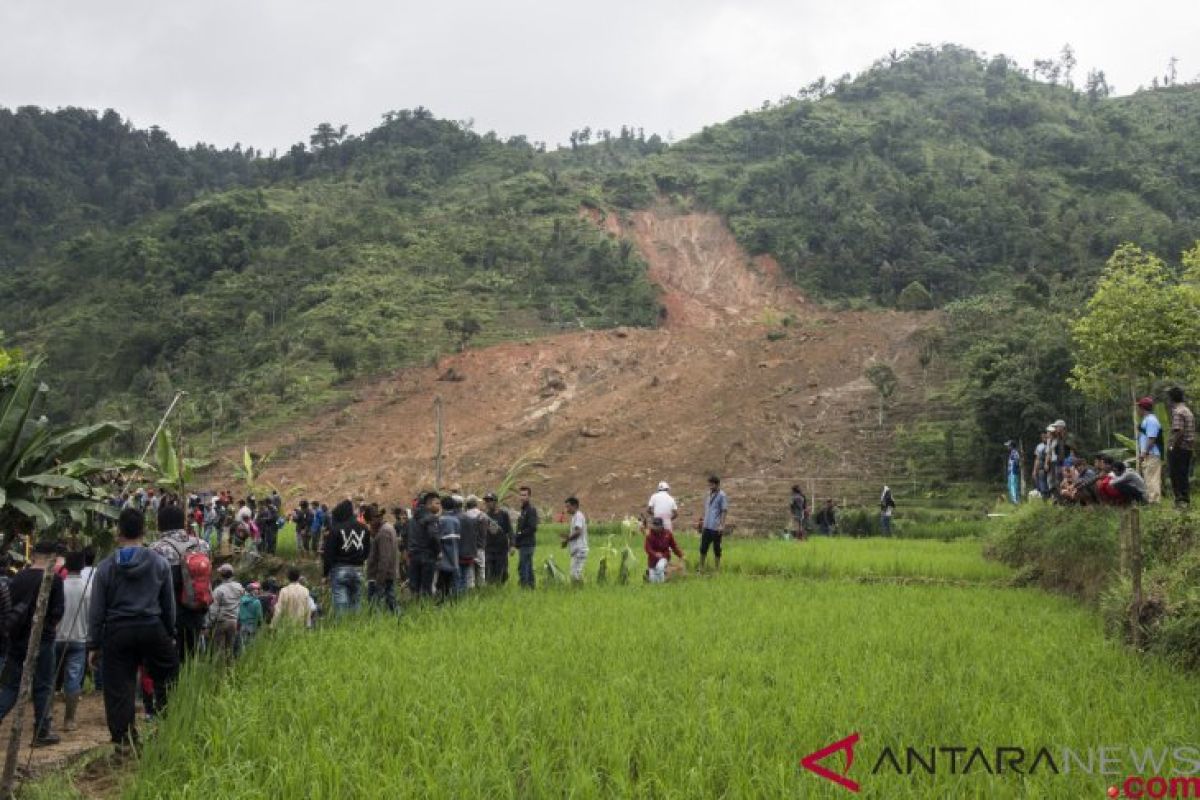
[1136,396,1163,503]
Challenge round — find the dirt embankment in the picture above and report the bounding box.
[233,205,930,527]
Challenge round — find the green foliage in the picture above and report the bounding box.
[1070,243,1200,402]
[896,280,934,310]
[985,502,1120,602]
[0,357,126,536]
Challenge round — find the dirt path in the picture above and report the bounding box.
[10,691,111,777]
[225,205,933,524]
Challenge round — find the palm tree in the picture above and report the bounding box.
[0,358,127,548]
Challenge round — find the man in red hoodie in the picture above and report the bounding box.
[644,517,684,584]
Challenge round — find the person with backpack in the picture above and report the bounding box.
[149,504,212,663]
[0,539,65,746]
[207,564,244,657]
[87,508,177,753]
[56,551,90,732]
[483,493,513,585]
[322,500,371,614]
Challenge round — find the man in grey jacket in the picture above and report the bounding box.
[88,508,178,752]
[206,564,244,656]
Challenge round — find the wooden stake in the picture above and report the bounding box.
[0,565,55,798]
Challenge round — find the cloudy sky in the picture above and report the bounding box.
[1,0,1195,151]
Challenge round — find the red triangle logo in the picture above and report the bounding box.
[800,732,861,793]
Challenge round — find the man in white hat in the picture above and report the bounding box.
[647,481,678,532]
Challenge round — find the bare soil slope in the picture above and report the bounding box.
[235,206,930,527]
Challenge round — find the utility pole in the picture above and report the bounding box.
[434,396,444,489]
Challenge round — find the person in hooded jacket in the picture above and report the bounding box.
[322,499,370,615]
[88,509,177,753]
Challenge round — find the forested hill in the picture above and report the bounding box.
[1,44,1198,450]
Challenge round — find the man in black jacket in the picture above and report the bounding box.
[483,492,513,585]
[407,493,442,598]
[322,499,370,615]
[89,509,177,751]
[515,486,538,589]
[0,539,65,746]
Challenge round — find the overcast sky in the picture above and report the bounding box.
[1,0,1195,152]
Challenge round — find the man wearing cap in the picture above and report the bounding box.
[0,539,65,746]
[644,517,684,583]
[1045,421,1068,496]
[483,493,513,585]
[1136,397,1163,503]
[206,564,244,657]
[647,482,678,532]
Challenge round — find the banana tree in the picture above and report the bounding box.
[228,447,301,502]
[151,428,210,498]
[0,358,127,547]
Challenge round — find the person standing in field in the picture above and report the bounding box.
[392,506,410,593]
[562,497,589,583]
[323,499,371,614]
[407,493,442,598]
[700,476,728,571]
[365,504,399,612]
[1004,440,1021,504]
[1167,387,1194,506]
[644,517,684,583]
[647,481,678,532]
[789,485,808,541]
[515,487,538,589]
[237,583,264,653]
[293,501,313,555]
[0,539,65,746]
[206,564,244,657]
[437,496,463,597]
[148,504,212,664]
[1135,396,1164,503]
[308,502,326,555]
[1032,431,1049,497]
[87,509,178,754]
[458,496,485,590]
[272,569,313,628]
[814,499,837,536]
[56,551,90,732]
[483,492,513,585]
[879,486,896,535]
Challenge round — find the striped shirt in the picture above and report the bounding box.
[1171,403,1195,450]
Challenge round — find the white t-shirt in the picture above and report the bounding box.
[648,491,678,530]
[569,510,589,554]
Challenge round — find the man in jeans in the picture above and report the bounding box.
[56,551,90,732]
[1168,387,1195,507]
[0,539,65,746]
[699,476,728,571]
[515,486,538,589]
[88,509,178,753]
[322,499,370,615]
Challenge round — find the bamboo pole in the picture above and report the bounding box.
[0,566,55,798]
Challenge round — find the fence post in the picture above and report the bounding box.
[0,566,55,798]
[1129,507,1143,650]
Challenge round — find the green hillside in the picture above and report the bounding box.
[2,43,1198,458]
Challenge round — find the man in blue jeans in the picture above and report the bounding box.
[322,499,371,615]
[56,551,90,731]
[0,539,65,746]
[515,486,539,589]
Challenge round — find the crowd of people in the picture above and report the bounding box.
[1012,387,1194,507]
[0,476,741,754]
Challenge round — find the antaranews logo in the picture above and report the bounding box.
[800,734,1200,795]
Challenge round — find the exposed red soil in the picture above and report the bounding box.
[228,205,931,526]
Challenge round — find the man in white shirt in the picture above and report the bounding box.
[562,497,588,583]
[647,482,678,531]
